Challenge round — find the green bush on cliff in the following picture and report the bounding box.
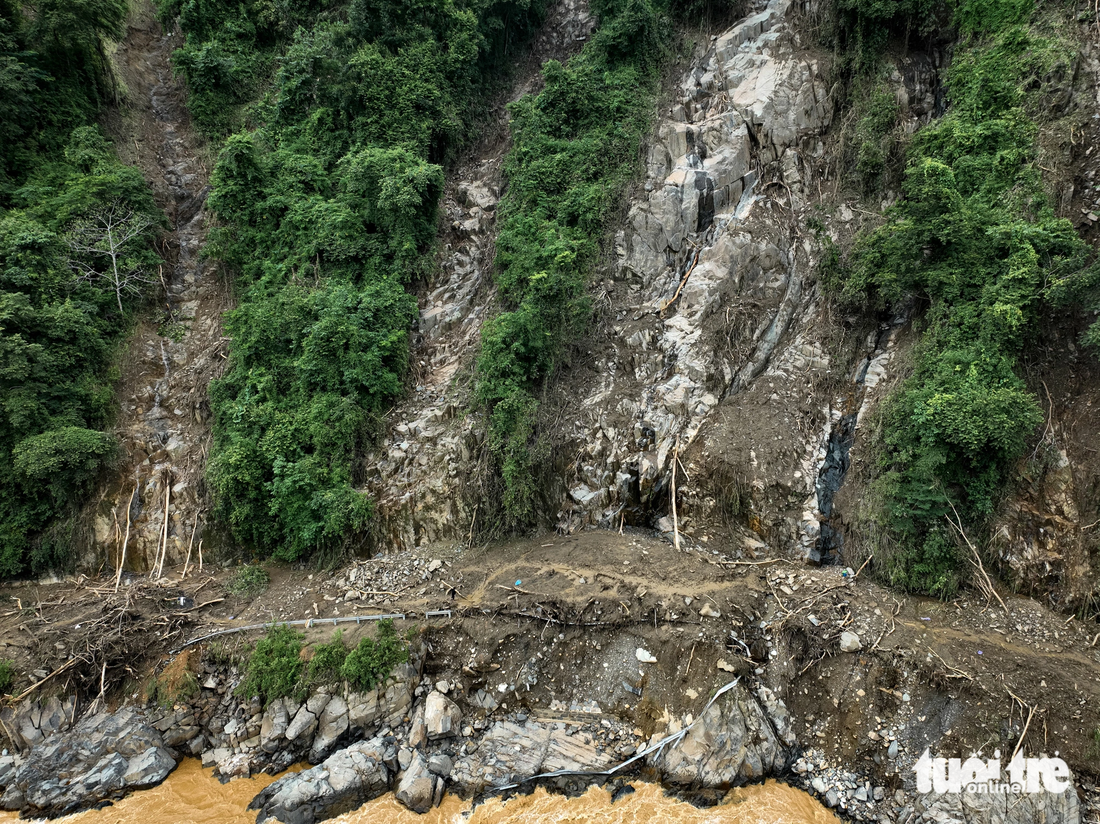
[237,624,304,705]
[165,0,548,561]
[832,15,1092,596]
[305,629,348,687]
[474,0,673,526]
[340,619,407,693]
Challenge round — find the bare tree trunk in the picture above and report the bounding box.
[115,479,138,593]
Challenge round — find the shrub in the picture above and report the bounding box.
[0,659,16,695]
[225,564,270,597]
[305,629,348,687]
[237,624,303,705]
[340,619,408,693]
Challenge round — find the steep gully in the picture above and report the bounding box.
[87,2,227,574]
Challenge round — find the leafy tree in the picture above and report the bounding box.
[0,127,160,576]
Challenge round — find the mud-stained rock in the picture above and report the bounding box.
[449,720,614,794]
[0,707,179,817]
[249,737,392,824]
[652,682,791,787]
[991,445,1094,608]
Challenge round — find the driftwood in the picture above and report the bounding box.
[155,477,171,579]
[181,522,198,579]
[115,480,138,593]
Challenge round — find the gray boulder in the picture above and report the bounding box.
[123,747,176,787]
[394,751,442,814]
[286,693,331,743]
[249,737,391,824]
[309,696,349,763]
[652,681,791,787]
[423,690,461,740]
[0,707,179,817]
[260,698,290,753]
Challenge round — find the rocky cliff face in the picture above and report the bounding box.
[86,8,228,574]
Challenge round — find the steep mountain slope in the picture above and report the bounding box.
[85,3,227,573]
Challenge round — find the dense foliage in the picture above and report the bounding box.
[340,618,408,692]
[474,0,673,524]
[236,623,304,704]
[163,0,547,559]
[237,620,408,704]
[0,1,162,576]
[832,5,1091,596]
[225,563,270,596]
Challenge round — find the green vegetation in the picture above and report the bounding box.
[237,623,304,705]
[1,0,162,577]
[0,659,16,694]
[831,3,1093,596]
[225,564,271,597]
[474,0,675,524]
[846,74,903,192]
[304,628,348,688]
[340,618,408,692]
[163,0,548,560]
[237,621,408,704]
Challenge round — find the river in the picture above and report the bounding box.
[0,759,838,823]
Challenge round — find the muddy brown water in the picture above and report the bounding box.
[0,759,837,823]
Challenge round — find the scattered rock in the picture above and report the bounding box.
[635,648,658,664]
[839,631,862,653]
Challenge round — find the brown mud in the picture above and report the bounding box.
[2,529,1099,785]
[0,763,835,824]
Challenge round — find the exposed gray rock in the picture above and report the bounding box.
[249,737,391,824]
[394,751,442,814]
[123,747,176,787]
[309,696,349,763]
[0,755,23,788]
[0,707,179,817]
[0,695,77,752]
[423,690,461,740]
[260,698,290,753]
[653,681,790,787]
[286,693,331,743]
[450,720,613,794]
[915,788,1080,824]
[427,754,453,778]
